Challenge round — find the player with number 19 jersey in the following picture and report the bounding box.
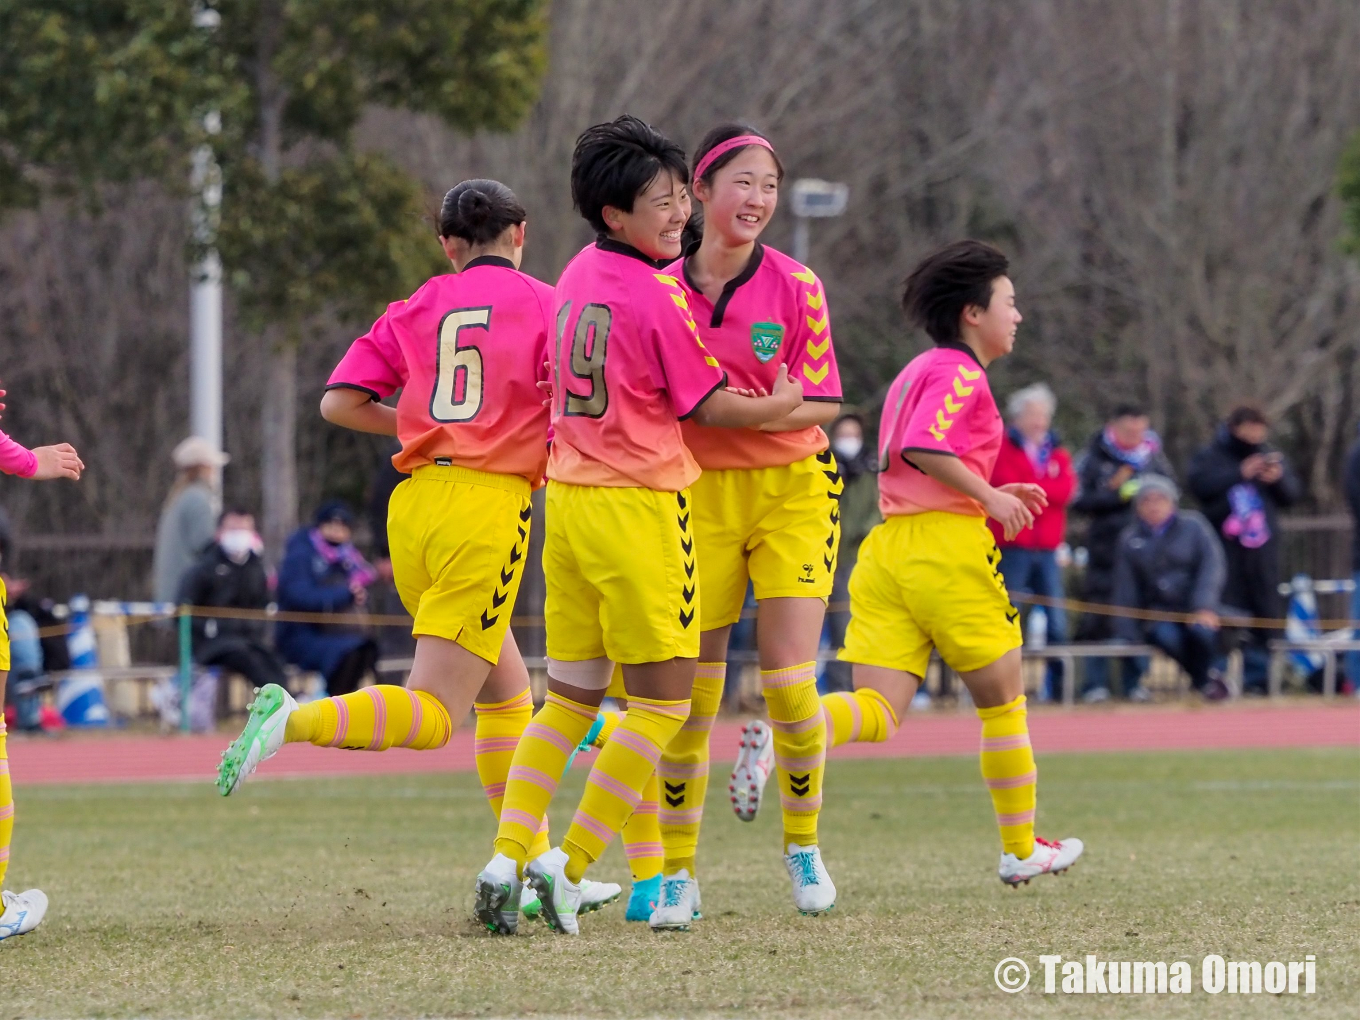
[545,239,728,665]
[326,255,554,663]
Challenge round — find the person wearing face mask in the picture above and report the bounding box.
[177,509,287,698]
[823,414,880,693]
[272,501,380,698]
[988,384,1076,700]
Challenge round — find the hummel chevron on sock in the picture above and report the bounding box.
[978,694,1037,859]
[820,688,900,747]
[493,691,597,871]
[563,696,690,884]
[283,685,451,750]
[762,662,826,849]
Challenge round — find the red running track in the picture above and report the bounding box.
[7,701,1358,787]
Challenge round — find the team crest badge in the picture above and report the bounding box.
[750,322,784,363]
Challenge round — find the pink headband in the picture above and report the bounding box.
[693,134,775,182]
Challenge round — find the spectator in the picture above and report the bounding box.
[152,437,229,603]
[824,413,880,691]
[1187,406,1302,694]
[1345,422,1359,691]
[1071,403,1174,699]
[989,383,1076,700]
[177,509,288,696]
[274,500,380,697]
[1112,475,1228,700]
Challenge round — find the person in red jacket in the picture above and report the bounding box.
[988,383,1076,699]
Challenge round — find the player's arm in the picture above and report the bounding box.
[691,363,803,429]
[908,450,1039,541]
[755,399,840,432]
[320,386,398,436]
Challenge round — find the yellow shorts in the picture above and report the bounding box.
[693,450,843,629]
[544,481,700,664]
[0,576,9,672]
[839,511,1020,676]
[387,465,532,665]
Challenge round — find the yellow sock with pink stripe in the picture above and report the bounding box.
[762,662,826,849]
[656,662,724,875]
[493,691,597,870]
[563,696,690,884]
[283,685,451,750]
[0,723,12,888]
[620,771,663,882]
[978,695,1037,859]
[474,690,550,861]
[820,688,900,747]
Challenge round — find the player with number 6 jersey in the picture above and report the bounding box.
[213,181,628,929]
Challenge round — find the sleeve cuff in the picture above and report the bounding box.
[677,373,728,422]
[324,382,383,401]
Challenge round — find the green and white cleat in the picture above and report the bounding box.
[475,852,523,935]
[216,683,298,796]
[578,878,622,915]
[525,847,583,935]
[519,881,542,923]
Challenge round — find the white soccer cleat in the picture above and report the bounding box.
[729,719,774,822]
[474,852,523,935]
[784,843,836,915]
[649,869,700,932]
[578,878,622,915]
[525,847,583,935]
[216,683,298,796]
[0,888,49,941]
[998,836,1084,886]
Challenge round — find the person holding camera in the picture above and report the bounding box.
[1188,405,1301,694]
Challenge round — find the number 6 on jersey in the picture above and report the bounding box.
[431,306,492,422]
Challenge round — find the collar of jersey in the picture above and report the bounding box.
[681,241,766,328]
[594,237,671,269]
[935,339,984,366]
[461,255,517,271]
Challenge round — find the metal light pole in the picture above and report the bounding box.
[790,178,849,265]
[190,4,223,452]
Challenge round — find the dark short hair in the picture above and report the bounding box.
[217,508,254,527]
[1227,404,1268,430]
[830,413,864,435]
[314,500,354,528]
[571,115,689,235]
[1111,403,1148,420]
[439,179,526,246]
[691,123,785,185]
[900,240,1009,344]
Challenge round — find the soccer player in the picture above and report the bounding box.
[820,240,1083,885]
[637,124,843,926]
[474,115,803,936]
[0,392,83,941]
[215,180,619,929]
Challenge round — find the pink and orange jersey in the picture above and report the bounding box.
[876,343,1003,517]
[670,244,841,470]
[327,257,555,485]
[0,429,37,478]
[547,240,727,491]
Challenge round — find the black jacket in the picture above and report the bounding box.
[1112,510,1224,642]
[1071,430,1175,579]
[177,545,272,649]
[1186,425,1301,550]
[1345,430,1360,572]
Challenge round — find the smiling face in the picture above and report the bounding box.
[602,170,691,261]
[961,275,1021,363]
[694,147,780,247]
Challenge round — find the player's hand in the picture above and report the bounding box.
[537,361,554,407]
[0,386,7,420]
[771,363,803,411]
[32,443,84,481]
[726,385,769,398]
[983,487,1035,541]
[998,482,1048,515]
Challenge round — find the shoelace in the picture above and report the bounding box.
[789,850,821,887]
[1035,837,1059,850]
[661,878,689,908]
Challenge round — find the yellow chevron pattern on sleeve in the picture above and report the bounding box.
[943,394,963,414]
[935,410,953,431]
[806,313,829,335]
[928,425,946,442]
[791,268,816,284]
[669,292,689,309]
[654,274,681,288]
[953,376,975,397]
[806,337,830,360]
[803,363,829,385]
[958,364,982,381]
[805,290,824,311]
[704,356,721,368]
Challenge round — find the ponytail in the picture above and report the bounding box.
[439,179,526,245]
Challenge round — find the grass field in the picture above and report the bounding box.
[3,747,1358,1019]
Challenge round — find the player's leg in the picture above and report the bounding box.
[1,609,49,940]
